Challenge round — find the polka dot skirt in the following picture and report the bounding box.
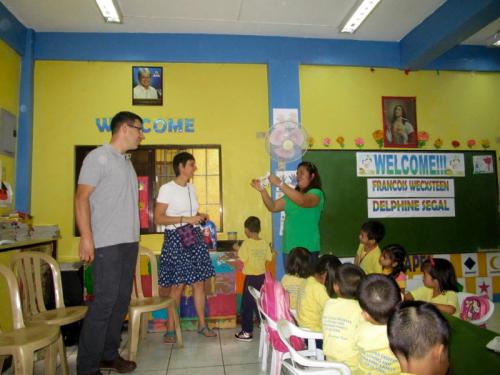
[159,226,215,287]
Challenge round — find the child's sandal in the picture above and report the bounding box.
[163,330,177,344]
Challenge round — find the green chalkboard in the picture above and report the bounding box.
[304,150,499,256]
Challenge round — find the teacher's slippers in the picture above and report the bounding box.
[198,325,217,337]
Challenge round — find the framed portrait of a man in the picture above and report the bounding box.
[132,66,163,106]
[382,96,417,148]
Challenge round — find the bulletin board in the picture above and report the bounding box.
[304,150,499,256]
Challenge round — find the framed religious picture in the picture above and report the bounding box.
[382,96,417,148]
[132,66,163,106]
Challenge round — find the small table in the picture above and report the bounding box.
[448,315,499,374]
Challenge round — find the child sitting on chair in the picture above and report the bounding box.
[405,257,459,317]
[354,220,385,274]
[322,263,365,369]
[281,247,311,310]
[357,274,402,374]
[297,254,341,338]
[388,301,450,375]
[234,216,273,342]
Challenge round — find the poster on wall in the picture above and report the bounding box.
[473,154,494,174]
[0,181,13,208]
[367,178,455,198]
[382,96,417,148]
[368,198,455,218]
[356,152,465,177]
[132,66,163,106]
[272,108,299,125]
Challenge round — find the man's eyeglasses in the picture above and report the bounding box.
[127,124,144,133]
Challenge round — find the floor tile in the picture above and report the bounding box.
[224,363,267,375]
[167,366,225,375]
[128,333,172,372]
[168,343,223,369]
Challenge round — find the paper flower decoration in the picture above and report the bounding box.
[307,136,315,148]
[355,137,364,149]
[336,136,345,148]
[417,131,429,148]
[372,130,384,148]
[451,140,460,148]
[434,138,443,149]
[467,139,476,149]
[322,137,331,147]
[481,139,490,149]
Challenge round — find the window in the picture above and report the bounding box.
[75,145,223,235]
[154,146,222,232]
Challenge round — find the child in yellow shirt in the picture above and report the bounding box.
[405,258,459,317]
[297,254,341,335]
[322,263,365,369]
[379,244,407,292]
[388,301,450,375]
[354,220,385,274]
[280,247,311,310]
[357,274,402,375]
[235,216,273,342]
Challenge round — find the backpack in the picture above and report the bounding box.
[460,295,490,322]
[260,272,305,353]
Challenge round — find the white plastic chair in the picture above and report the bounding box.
[277,319,351,375]
[248,285,269,372]
[457,292,495,326]
[259,306,324,375]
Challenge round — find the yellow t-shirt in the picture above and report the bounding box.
[322,298,363,369]
[281,274,305,310]
[357,320,401,375]
[410,286,459,317]
[238,238,272,275]
[356,244,383,274]
[297,276,329,332]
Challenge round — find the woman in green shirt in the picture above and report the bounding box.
[251,161,324,266]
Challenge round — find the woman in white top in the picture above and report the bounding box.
[154,152,216,341]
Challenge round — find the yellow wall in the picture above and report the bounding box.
[0,39,20,215]
[31,63,500,262]
[300,66,500,181]
[32,62,271,261]
[0,39,20,330]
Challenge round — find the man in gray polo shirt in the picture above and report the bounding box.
[76,111,144,375]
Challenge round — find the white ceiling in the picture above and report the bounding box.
[2,0,498,45]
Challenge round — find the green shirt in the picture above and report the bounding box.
[283,188,324,253]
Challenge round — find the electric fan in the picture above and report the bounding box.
[265,120,309,170]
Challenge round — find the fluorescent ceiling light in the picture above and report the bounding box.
[490,31,500,47]
[95,0,122,23]
[340,0,382,34]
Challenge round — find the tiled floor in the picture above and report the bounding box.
[27,326,266,375]
[5,303,500,374]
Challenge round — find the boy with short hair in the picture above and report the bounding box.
[357,274,402,375]
[388,301,450,375]
[322,264,365,369]
[354,220,385,274]
[235,216,273,342]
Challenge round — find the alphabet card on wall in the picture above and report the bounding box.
[461,253,479,277]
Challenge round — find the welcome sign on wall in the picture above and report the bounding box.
[95,117,196,133]
[356,152,465,219]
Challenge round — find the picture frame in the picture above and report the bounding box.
[381,96,417,148]
[132,66,163,106]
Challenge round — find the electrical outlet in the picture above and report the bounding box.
[496,136,500,143]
